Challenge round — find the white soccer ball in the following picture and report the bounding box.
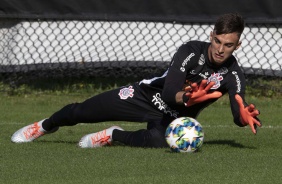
[165,117,204,153]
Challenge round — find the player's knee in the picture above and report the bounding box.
[145,129,168,148]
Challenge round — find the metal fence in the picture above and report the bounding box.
[0,20,281,81]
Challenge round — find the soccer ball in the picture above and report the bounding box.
[165,117,204,153]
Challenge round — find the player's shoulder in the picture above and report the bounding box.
[178,41,208,53]
[181,40,207,47]
[224,56,244,76]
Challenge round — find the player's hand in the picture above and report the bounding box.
[235,94,261,134]
[183,80,222,107]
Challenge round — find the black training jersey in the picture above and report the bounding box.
[139,41,246,126]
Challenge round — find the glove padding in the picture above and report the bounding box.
[235,94,261,134]
[183,80,222,107]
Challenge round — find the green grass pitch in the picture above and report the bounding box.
[1,91,282,184]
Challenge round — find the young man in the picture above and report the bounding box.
[11,13,261,148]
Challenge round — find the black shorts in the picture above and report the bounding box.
[50,83,170,125]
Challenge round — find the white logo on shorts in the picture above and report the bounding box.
[118,86,134,99]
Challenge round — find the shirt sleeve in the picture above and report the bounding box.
[162,43,198,105]
[226,68,247,126]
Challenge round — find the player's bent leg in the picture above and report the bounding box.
[11,119,59,143]
[112,127,168,148]
[78,126,124,148]
[46,103,83,128]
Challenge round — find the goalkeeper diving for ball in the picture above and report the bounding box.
[11,13,261,148]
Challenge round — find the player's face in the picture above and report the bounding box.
[208,31,241,65]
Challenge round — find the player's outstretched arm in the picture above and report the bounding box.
[183,80,222,107]
[235,94,261,134]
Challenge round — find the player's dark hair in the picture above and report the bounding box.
[214,13,245,37]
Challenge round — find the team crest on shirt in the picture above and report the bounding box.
[118,86,134,99]
[208,73,223,89]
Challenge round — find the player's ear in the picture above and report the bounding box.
[209,31,213,41]
[235,40,242,50]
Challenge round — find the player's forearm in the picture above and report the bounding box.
[162,89,186,106]
[175,91,186,105]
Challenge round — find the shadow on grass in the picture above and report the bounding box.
[204,139,256,149]
[36,139,256,150]
[37,140,78,144]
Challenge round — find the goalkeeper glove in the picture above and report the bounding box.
[235,94,261,134]
[183,80,222,107]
